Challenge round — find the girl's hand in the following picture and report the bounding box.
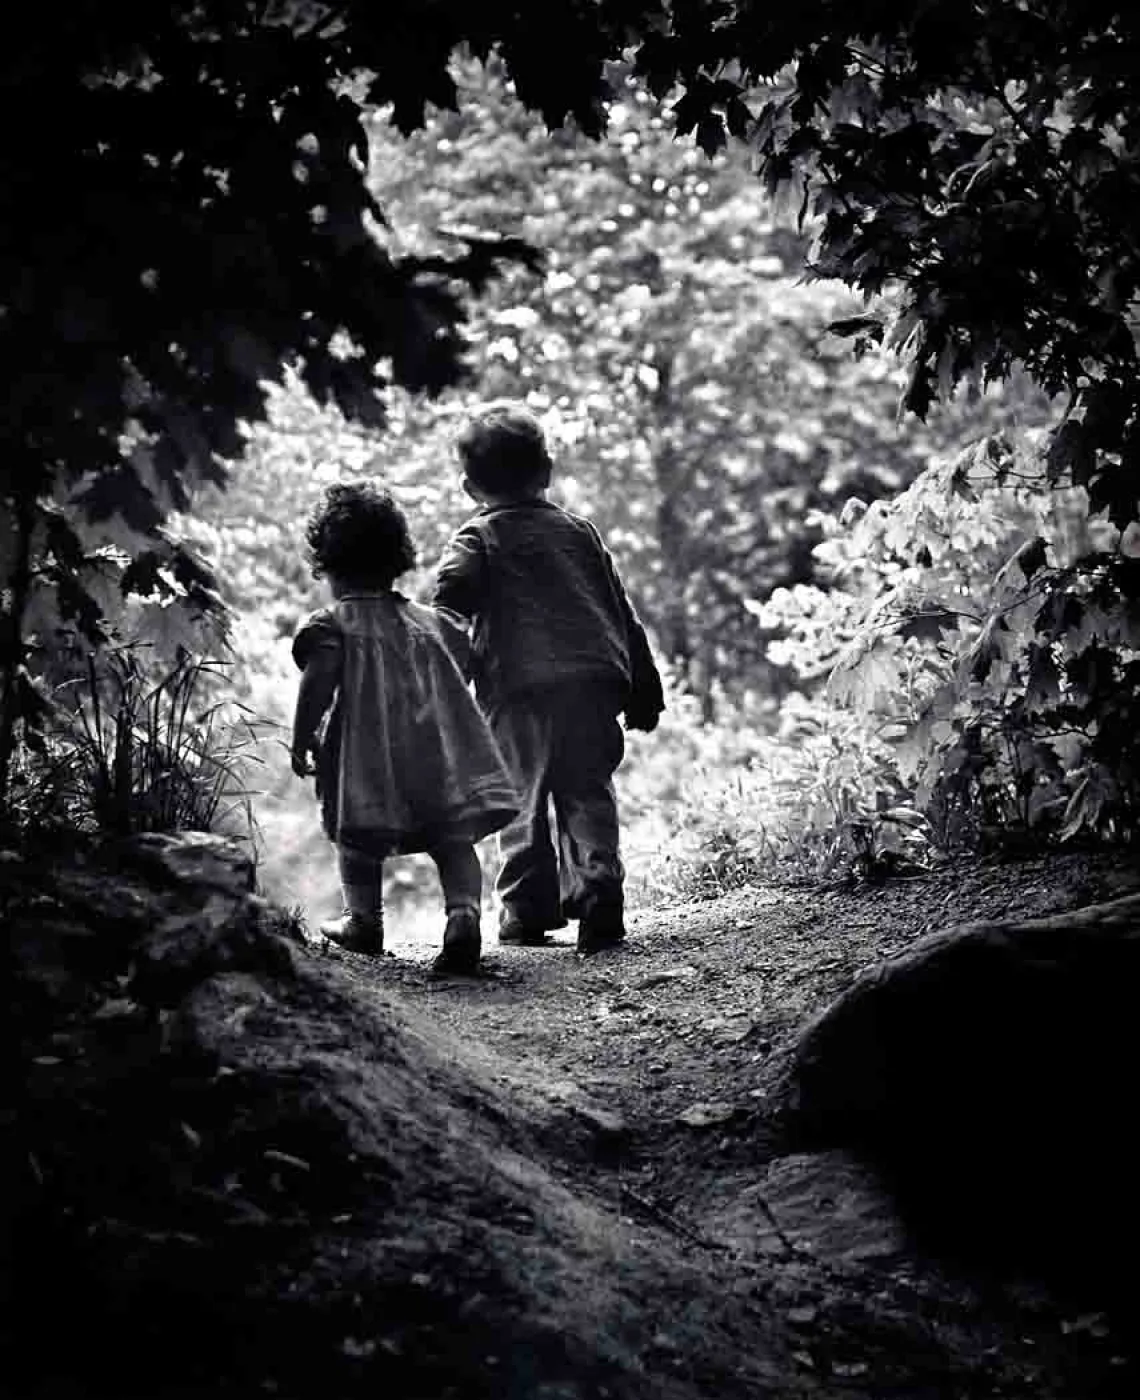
[291,747,317,778]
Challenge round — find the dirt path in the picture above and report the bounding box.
[10,834,1140,1398]
[325,845,1131,1153]
[309,847,1140,1396]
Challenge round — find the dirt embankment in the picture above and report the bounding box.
[5,835,1139,1398]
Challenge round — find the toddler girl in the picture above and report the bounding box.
[291,482,519,974]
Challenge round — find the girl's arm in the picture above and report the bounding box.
[291,649,339,776]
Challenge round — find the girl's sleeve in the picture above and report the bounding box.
[291,609,342,670]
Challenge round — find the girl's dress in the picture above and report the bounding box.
[292,592,519,855]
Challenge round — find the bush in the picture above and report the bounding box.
[757,428,1140,859]
[620,681,935,900]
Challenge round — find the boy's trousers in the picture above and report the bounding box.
[490,680,626,927]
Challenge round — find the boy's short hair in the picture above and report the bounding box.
[456,403,553,496]
[305,481,416,588]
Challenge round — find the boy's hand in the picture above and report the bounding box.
[624,704,662,734]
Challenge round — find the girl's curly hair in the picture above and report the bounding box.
[305,482,417,588]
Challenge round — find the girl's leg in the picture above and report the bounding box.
[322,844,385,953]
[338,844,385,923]
[428,840,482,974]
[430,839,482,915]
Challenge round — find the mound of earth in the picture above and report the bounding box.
[5,832,1139,1398]
[777,889,1140,1289]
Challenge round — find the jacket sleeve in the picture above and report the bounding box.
[601,548,665,730]
[431,523,487,622]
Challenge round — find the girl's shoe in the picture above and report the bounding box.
[431,910,482,976]
[320,912,384,956]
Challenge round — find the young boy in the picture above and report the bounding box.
[432,403,664,955]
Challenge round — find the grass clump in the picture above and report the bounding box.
[13,647,263,841]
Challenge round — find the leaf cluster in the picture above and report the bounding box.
[626,4,1140,512]
[771,430,1140,852]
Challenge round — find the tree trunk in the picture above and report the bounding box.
[646,332,698,692]
[654,452,694,681]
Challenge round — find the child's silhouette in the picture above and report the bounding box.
[291,482,518,974]
[433,404,664,955]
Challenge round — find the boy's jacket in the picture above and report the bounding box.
[432,500,664,724]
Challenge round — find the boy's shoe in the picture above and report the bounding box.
[320,912,384,956]
[431,910,482,976]
[498,915,551,947]
[577,899,627,956]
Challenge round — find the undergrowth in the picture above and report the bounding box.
[621,682,936,902]
[9,647,264,842]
